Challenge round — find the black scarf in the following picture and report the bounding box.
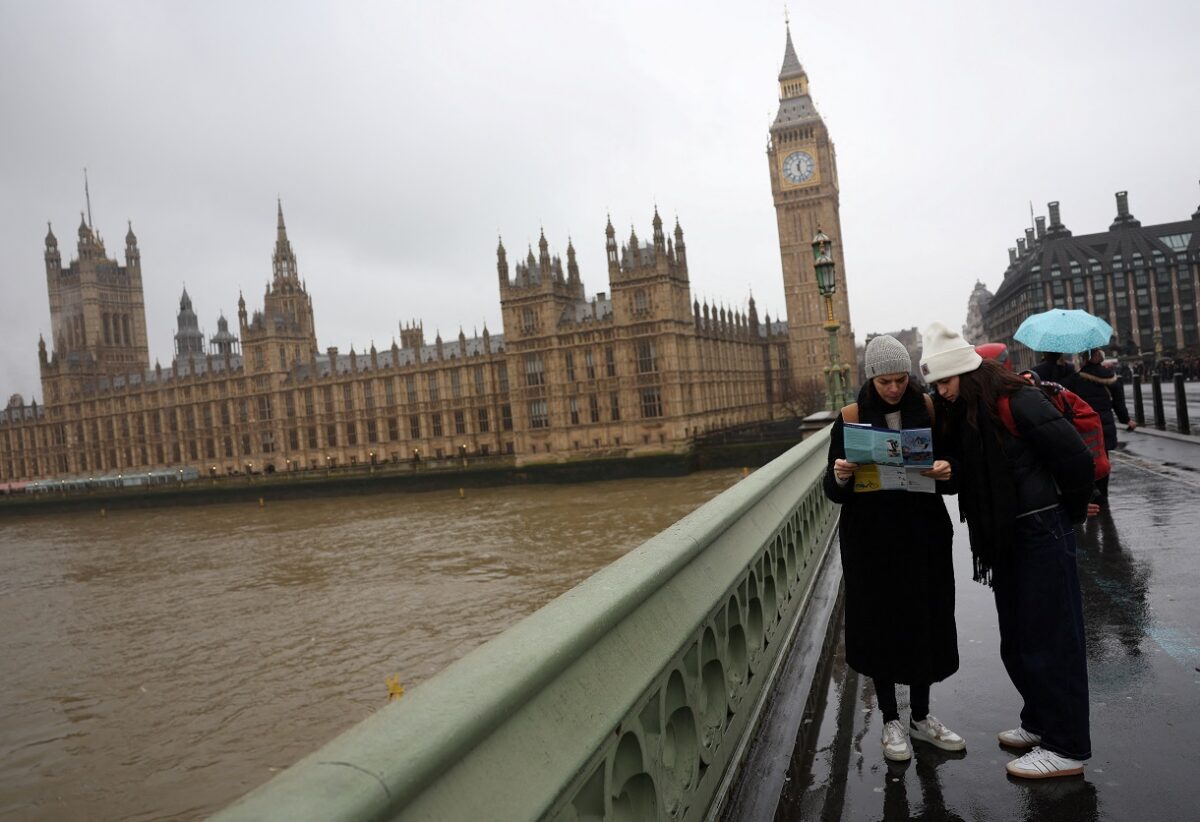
[947,402,1017,587]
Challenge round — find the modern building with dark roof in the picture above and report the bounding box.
[984,187,1200,369]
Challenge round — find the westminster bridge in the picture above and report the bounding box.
[2,423,1198,820]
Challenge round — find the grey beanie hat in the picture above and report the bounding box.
[864,334,912,378]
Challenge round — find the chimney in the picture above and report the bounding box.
[1035,216,1046,240]
[1024,227,1035,248]
[1048,201,1062,229]
[1017,238,1027,255]
[1110,190,1141,229]
[1008,247,1018,265]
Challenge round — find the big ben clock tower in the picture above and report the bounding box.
[768,27,856,395]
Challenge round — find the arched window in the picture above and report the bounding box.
[634,289,648,315]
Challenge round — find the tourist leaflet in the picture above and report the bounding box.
[842,424,935,493]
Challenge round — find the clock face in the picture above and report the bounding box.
[782,150,816,184]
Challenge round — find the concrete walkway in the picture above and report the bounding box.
[773,441,1200,821]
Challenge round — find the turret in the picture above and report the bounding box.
[125,221,140,270]
[210,312,239,356]
[538,228,551,279]
[566,237,580,285]
[673,217,687,270]
[652,206,665,253]
[497,236,509,285]
[605,215,618,274]
[237,291,248,330]
[44,222,61,275]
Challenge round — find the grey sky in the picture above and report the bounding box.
[2,0,1198,399]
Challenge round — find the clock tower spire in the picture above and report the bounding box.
[768,25,856,398]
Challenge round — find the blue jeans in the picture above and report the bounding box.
[992,507,1091,760]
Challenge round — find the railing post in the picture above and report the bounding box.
[1175,372,1191,435]
[1133,375,1145,426]
[1151,374,1166,430]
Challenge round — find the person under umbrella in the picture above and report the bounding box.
[1073,349,1136,504]
[1031,352,1076,385]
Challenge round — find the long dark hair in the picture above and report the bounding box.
[954,359,1028,429]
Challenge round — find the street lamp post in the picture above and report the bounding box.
[812,228,851,410]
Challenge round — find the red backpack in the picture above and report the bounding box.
[996,381,1111,481]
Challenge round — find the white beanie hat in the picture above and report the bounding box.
[864,334,912,378]
[920,322,982,382]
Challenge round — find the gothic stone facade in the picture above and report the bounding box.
[1,205,788,483]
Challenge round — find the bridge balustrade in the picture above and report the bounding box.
[215,429,838,822]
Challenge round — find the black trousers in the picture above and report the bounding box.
[874,678,930,723]
[993,507,1091,760]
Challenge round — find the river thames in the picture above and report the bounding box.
[0,469,743,821]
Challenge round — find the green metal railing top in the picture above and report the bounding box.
[214,428,837,822]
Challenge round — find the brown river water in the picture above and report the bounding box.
[0,470,743,821]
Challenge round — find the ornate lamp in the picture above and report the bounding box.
[811,228,851,410]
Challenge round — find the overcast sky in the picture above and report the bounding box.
[2,0,1198,399]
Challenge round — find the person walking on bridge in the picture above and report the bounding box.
[1072,349,1136,505]
[824,334,963,763]
[922,323,1095,780]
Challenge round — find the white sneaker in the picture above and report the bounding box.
[881,718,912,761]
[997,727,1042,749]
[1006,746,1085,779]
[910,714,966,751]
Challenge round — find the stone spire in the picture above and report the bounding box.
[779,24,805,83]
[273,199,299,284]
[566,237,580,284]
[497,236,509,284]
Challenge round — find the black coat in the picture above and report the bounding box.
[823,383,959,685]
[1071,364,1130,452]
[938,386,1095,585]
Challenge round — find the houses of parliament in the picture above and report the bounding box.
[0,29,856,484]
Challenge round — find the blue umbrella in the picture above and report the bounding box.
[1013,309,1113,354]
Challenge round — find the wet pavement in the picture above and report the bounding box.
[778,441,1200,821]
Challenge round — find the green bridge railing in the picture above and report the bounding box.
[215,428,838,821]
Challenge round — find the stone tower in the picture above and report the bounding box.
[239,201,319,373]
[767,26,856,390]
[40,212,151,400]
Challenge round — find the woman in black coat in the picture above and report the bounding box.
[823,335,962,762]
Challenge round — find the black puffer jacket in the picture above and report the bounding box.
[1031,360,1077,385]
[1072,363,1130,452]
[939,385,1094,584]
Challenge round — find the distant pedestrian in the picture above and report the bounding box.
[1031,352,1076,385]
[1073,349,1136,503]
[824,334,963,763]
[921,322,1096,780]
